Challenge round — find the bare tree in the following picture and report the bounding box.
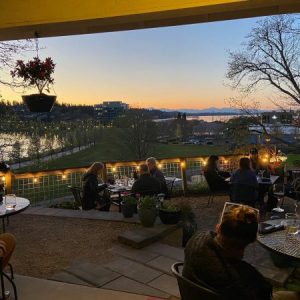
[227,15,300,107]
[0,40,34,87]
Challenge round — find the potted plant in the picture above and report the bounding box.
[11,57,56,112]
[159,202,181,224]
[138,196,157,227]
[121,195,137,218]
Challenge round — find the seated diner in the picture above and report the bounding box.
[204,155,230,192]
[230,157,258,206]
[82,162,110,211]
[146,157,168,195]
[132,164,161,196]
[183,204,299,300]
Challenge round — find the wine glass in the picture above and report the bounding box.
[272,183,285,213]
[5,194,16,210]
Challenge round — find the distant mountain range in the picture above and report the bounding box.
[154,107,265,114]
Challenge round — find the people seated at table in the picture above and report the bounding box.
[204,155,230,192]
[132,164,161,197]
[146,157,168,195]
[249,148,279,211]
[82,162,110,211]
[183,204,300,300]
[230,157,258,206]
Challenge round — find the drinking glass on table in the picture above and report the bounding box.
[272,183,285,213]
[284,213,299,235]
[5,194,16,210]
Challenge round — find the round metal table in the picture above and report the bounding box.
[258,219,300,266]
[0,197,30,232]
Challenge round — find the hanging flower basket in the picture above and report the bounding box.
[11,57,56,112]
[22,94,56,112]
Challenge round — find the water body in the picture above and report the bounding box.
[154,114,241,123]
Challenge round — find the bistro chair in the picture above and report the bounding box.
[68,186,83,210]
[0,258,18,300]
[166,178,176,198]
[171,262,221,300]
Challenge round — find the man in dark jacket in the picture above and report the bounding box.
[132,164,161,196]
[183,204,299,300]
[146,157,168,195]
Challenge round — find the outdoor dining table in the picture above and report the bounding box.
[258,219,300,267]
[225,175,279,185]
[0,197,30,232]
[106,185,132,212]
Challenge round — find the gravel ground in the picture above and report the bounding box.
[7,214,138,279]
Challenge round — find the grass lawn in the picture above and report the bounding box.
[286,154,300,167]
[16,128,228,172]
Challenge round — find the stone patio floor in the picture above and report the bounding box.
[12,196,300,298]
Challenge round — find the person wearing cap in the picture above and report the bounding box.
[146,157,168,195]
[183,204,299,300]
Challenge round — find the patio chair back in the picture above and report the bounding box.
[68,186,83,209]
[166,178,176,198]
[171,262,221,300]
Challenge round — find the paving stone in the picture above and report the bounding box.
[50,271,92,286]
[144,243,184,261]
[104,257,162,283]
[65,262,120,287]
[109,244,160,263]
[255,264,294,287]
[148,274,180,298]
[118,224,178,248]
[146,256,178,275]
[102,276,169,298]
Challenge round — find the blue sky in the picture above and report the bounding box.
[2,16,274,109]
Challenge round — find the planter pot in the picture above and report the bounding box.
[22,94,56,112]
[159,209,181,224]
[121,201,135,218]
[138,206,157,227]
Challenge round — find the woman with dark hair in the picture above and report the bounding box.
[204,155,230,192]
[82,162,110,210]
[230,157,258,205]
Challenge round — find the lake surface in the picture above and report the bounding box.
[154,114,241,123]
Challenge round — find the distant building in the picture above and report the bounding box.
[94,101,129,124]
[261,111,293,125]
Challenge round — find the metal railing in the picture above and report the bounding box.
[0,155,241,206]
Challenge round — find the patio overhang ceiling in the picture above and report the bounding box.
[0,0,300,41]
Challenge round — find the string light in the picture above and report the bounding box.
[62,174,67,180]
[180,162,186,168]
[1,176,5,182]
[112,167,116,172]
[33,177,38,183]
[158,164,162,169]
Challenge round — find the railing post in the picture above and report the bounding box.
[5,171,12,194]
[180,158,188,195]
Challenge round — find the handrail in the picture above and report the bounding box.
[1,154,242,200]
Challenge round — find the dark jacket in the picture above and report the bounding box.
[204,166,229,192]
[150,168,168,194]
[82,173,107,210]
[230,169,258,187]
[183,232,273,300]
[132,173,161,196]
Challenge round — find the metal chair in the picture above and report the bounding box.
[68,186,83,210]
[166,178,176,198]
[171,262,221,300]
[0,259,17,300]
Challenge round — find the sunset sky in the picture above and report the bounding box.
[0,16,276,109]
